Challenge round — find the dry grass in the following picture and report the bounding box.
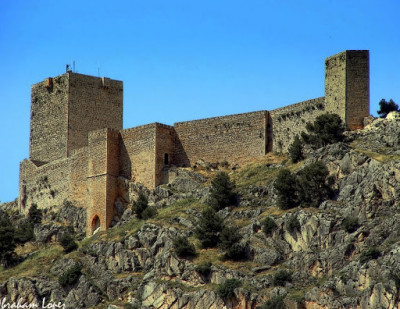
[231,153,307,190]
[350,139,400,163]
[259,207,290,218]
[0,244,63,281]
[150,198,205,224]
[352,147,400,162]
[15,242,41,256]
[192,245,255,274]
[192,247,222,266]
[103,219,145,242]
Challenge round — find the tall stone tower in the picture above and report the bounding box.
[325,50,370,130]
[29,72,123,163]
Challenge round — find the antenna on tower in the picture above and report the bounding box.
[73,61,76,73]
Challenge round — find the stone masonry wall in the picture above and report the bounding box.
[87,128,120,234]
[19,147,90,213]
[345,51,370,130]
[155,124,177,186]
[19,158,71,213]
[67,73,123,154]
[69,147,89,207]
[173,111,268,166]
[30,75,69,163]
[20,50,371,235]
[120,124,157,189]
[324,52,347,122]
[269,97,325,152]
[325,50,369,130]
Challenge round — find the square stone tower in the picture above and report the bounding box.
[325,50,369,130]
[29,72,123,163]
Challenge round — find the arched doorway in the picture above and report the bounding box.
[91,215,101,235]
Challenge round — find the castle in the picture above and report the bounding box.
[19,50,370,235]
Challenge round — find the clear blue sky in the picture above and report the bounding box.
[0,0,399,202]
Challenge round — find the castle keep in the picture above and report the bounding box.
[19,50,370,235]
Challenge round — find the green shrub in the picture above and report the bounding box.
[173,236,196,258]
[274,169,299,210]
[288,135,303,163]
[217,278,242,299]
[220,160,229,167]
[273,270,292,286]
[222,244,247,261]
[344,243,355,257]
[60,233,78,253]
[14,221,34,244]
[195,208,224,248]
[219,225,242,251]
[260,296,285,309]
[391,272,400,289]
[209,172,236,211]
[0,219,16,268]
[132,192,149,219]
[262,217,277,235]
[141,206,157,220]
[58,264,82,286]
[377,98,399,118]
[301,113,345,148]
[296,161,333,208]
[359,247,380,264]
[342,217,359,233]
[195,261,212,277]
[28,203,42,225]
[286,215,300,234]
[275,162,333,210]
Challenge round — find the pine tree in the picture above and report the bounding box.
[132,192,149,219]
[301,113,344,148]
[377,99,399,118]
[209,172,236,211]
[288,135,303,163]
[274,169,299,210]
[195,208,224,248]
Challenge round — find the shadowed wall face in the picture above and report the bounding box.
[120,124,157,189]
[325,50,369,130]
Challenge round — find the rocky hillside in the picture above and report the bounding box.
[1,113,400,309]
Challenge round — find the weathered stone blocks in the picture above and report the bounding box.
[19,50,370,234]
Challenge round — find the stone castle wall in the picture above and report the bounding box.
[325,50,369,130]
[19,149,89,213]
[67,74,123,154]
[29,73,123,163]
[173,111,269,166]
[87,128,120,234]
[155,124,178,186]
[344,51,370,130]
[19,50,371,235]
[269,97,325,152]
[30,75,69,163]
[69,147,89,207]
[120,124,157,189]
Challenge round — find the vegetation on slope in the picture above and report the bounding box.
[2,113,400,308]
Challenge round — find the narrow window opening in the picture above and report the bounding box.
[164,153,169,165]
